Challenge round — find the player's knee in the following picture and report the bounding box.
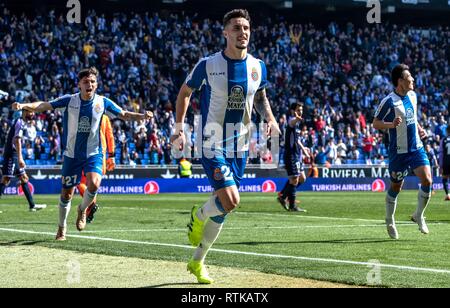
[422,178,432,188]
[220,195,240,212]
[299,176,306,185]
[390,183,402,193]
[290,177,299,186]
[19,174,29,185]
[87,183,100,193]
[61,190,74,201]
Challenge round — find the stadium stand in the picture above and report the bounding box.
[0,1,448,166]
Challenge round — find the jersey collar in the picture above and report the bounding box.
[221,50,248,63]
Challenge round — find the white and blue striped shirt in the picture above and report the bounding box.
[50,93,123,159]
[375,91,422,155]
[186,51,268,154]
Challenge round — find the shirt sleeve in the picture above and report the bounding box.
[258,60,268,91]
[103,97,123,117]
[185,59,207,91]
[49,95,71,110]
[374,98,392,121]
[14,120,24,139]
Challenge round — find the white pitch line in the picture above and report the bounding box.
[79,223,444,234]
[234,211,387,223]
[1,227,449,275]
[100,207,418,224]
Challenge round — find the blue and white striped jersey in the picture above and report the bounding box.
[50,93,123,160]
[375,91,423,155]
[186,51,268,154]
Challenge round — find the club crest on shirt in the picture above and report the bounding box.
[251,67,258,81]
[227,85,245,110]
[78,116,91,133]
[94,103,102,114]
[214,168,224,181]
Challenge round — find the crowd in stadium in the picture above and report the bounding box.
[0,5,448,166]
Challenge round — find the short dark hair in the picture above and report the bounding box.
[223,9,251,27]
[290,102,303,112]
[391,64,409,87]
[78,67,99,81]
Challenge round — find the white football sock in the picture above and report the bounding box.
[80,190,97,211]
[416,187,431,220]
[196,195,226,221]
[193,219,223,262]
[59,198,72,228]
[386,191,398,224]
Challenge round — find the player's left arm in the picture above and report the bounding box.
[254,88,281,136]
[119,110,153,122]
[104,97,153,122]
[299,142,310,159]
[417,123,428,140]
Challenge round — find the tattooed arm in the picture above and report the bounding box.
[254,89,281,136]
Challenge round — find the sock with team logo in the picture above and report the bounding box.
[80,190,97,211]
[386,189,399,224]
[21,182,35,209]
[443,178,449,195]
[416,185,432,220]
[193,215,225,262]
[59,197,72,228]
[196,195,227,221]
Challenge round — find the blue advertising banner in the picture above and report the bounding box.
[1,177,446,195]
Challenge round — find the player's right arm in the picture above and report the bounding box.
[289,111,303,128]
[373,117,402,130]
[12,101,53,113]
[15,134,25,169]
[170,84,193,150]
[12,95,73,113]
[170,58,206,149]
[372,98,402,130]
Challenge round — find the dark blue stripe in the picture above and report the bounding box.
[402,96,417,152]
[211,215,226,224]
[77,101,93,159]
[62,107,69,153]
[200,84,212,132]
[223,59,248,151]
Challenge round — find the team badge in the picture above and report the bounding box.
[94,104,102,113]
[251,68,258,81]
[214,168,224,181]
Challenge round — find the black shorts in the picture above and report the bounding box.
[284,157,304,177]
[442,164,450,176]
[1,153,25,178]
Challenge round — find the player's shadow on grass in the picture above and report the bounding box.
[141,283,201,288]
[427,220,450,223]
[0,240,46,246]
[0,222,54,225]
[227,238,406,245]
